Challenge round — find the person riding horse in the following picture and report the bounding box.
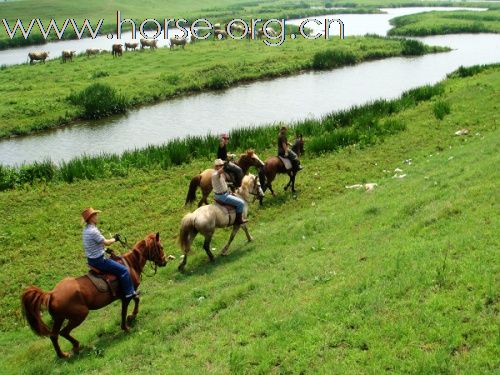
[278,127,303,171]
[217,133,244,188]
[81,207,139,301]
[212,159,248,225]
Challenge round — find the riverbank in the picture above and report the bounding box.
[0,36,445,139]
[0,64,498,374]
[389,9,500,35]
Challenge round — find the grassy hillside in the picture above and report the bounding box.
[0,65,498,373]
[389,9,500,36]
[0,36,443,138]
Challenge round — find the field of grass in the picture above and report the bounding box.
[0,36,445,138]
[0,65,498,373]
[388,9,500,36]
[0,0,382,49]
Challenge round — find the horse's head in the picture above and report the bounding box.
[143,232,167,267]
[241,174,265,200]
[239,149,265,170]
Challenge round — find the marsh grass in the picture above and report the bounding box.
[67,83,128,119]
[401,38,426,56]
[311,49,357,69]
[433,100,451,120]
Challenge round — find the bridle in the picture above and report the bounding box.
[117,236,164,276]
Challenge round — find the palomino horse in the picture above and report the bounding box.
[261,156,301,195]
[178,174,264,271]
[21,233,171,358]
[185,149,265,207]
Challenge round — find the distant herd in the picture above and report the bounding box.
[26,23,278,64]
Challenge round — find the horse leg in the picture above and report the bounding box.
[284,172,293,191]
[242,224,253,242]
[203,234,215,262]
[178,253,187,271]
[268,182,275,196]
[121,298,134,332]
[221,225,240,256]
[59,311,88,355]
[291,173,297,193]
[49,316,69,358]
[127,297,140,325]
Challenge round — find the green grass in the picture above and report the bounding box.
[0,35,447,138]
[389,9,500,36]
[0,64,498,374]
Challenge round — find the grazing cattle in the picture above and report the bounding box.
[140,38,158,50]
[257,27,277,39]
[214,23,222,30]
[125,42,138,51]
[169,37,187,50]
[214,29,227,40]
[231,23,245,33]
[112,44,123,57]
[28,51,49,64]
[190,34,196,44]
[61,50,76,63]
[85,48,101,57]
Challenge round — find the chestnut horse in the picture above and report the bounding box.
[185,150,264,207]
[261,157,301,195]
[21,232,171,358]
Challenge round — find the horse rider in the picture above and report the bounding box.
[212,159,248,225]
[217,133,244,188]
[81,207,139,301]
[278,126,303,171]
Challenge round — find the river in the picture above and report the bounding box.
[1,7,498,166]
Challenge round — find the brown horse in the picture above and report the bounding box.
[185,150,264,207]
[21,232,171,358]
[261,156,301,195]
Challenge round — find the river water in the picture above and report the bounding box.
[1,7,498,166]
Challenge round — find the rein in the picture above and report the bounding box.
[117,236,161,277]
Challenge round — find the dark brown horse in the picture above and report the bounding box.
[21,232,171,358]
[260,157,301,195]
[185,150,264,207]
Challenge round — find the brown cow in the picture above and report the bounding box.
[125,42,138,51]
[140,38,158,50]
[169,37,187,50]
[112,44,123,57]
[61,50,76,63]
[28,51,49,64]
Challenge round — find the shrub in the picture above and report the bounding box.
[401,39,426,56]
[312,49,357,70]
[68,83,128,119]
[433,100,451,120]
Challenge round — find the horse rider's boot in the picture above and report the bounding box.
[234,212,248,225]
[293,160,304,171]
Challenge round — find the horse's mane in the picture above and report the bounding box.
[129,233,156,255]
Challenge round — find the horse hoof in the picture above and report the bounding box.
[248,236,254,242]
[122,325,131,333]
[72,344,81,354]
[178,264,185,271]
[58,352,71,359]
[127,315,136,324]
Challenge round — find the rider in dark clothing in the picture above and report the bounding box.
[217,133,243,188]
[278,127,303,171]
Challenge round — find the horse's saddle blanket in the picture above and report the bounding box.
[86,257,130,294]
[214,199,236,226]
[279,156,293,170]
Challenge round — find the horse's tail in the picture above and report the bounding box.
[178,213,196,254]
[185,175,201,205]
[21,286,52,336]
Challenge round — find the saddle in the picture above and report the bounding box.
[278,156,293,171]
[86,254,130,297]
[214,199,236,226]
